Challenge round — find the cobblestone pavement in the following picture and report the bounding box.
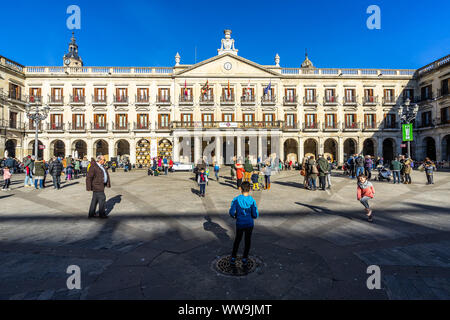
[0,169,449,300]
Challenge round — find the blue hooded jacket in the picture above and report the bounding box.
[229,195,259,228]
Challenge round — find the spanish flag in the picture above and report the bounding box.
[227,80,230,97]
[184,80,188,96]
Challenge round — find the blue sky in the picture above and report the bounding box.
[0,0,449,69]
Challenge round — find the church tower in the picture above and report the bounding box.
[63,32,83,67]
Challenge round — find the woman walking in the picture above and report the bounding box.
[422,157,436,185]
[357,174,375,222]
[263,163,272,190]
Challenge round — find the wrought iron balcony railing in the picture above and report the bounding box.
[49,95,64,105]
[92,95,107,104]
[70,95,86,104]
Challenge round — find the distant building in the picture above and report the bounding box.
[1,30,449,165]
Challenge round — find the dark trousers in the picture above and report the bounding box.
[365,168,372,180]
[2,179,10,189]
[319,176,326,190]
[393,170,401,184]
[89,191,106,217]
[199,183,206,195]
[231,226,253,258]
[52,175,61,189]
[426,174,434,184]
[405,173,411,183]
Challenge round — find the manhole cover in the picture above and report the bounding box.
[212,255,261,277]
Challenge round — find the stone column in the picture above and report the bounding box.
[297,137,303,163]
[236,135,242,162]
[396,137,403,157]
[357,136,364,155]
[318,137,324,155]
[65,139,72,158]
[215,136,222,165]
[338,136,344,165]
[173,136,180,162]
[435,135,441,161]
[108,139,115,161]
[0,136,5,158]
[194,135,201,164]
[377,137,383,158]
[278,136,284,162]
[257,135,263,162]
[129,139,136,165]
[87,139,93,160]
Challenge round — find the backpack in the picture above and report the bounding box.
[200,173,206,182]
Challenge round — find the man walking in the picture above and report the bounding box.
[49,157,63,189]
[390,157,403,184]
[355,154,365,177]
[86,155,111,218]
[317,154,328,191]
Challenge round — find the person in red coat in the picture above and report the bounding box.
[357,174,375,222]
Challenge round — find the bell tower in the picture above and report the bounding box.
[63,32,83,67]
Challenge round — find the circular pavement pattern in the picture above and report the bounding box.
[212,255,261,277]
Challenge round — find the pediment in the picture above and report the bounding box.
[175,54,280,78]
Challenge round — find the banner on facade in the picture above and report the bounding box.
[150,139,158,158]
[218,122,238,128]
[402,124,413,141]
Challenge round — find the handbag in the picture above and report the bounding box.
[300,169,306,176]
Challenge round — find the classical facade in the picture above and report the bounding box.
[1,30,449,165]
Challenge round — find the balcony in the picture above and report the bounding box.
[156,95,171,105]
[179,94,193,105]
[26,122,43,132]
[382,96,396,105]
[363,96,378,105]
[283,95,298,105]
[70,95,86,105]
[92,95,107,105]
[302,122,319,131]
[241,95,256,105]
[200,94,214,105]
[418,122,434,129]
[303,96,318,106]
[241,121,282,129]
[171,121,283,130]
[69,122,87,132]
[7,92,27,104]
[439,119,450,126]
[437,88,450,99]
[133,122,151,132]
[0,120,25,131]
[261,95,276,105]
[362,122,378,131]
[220,94,235,105]
[46,122,65,132]
[383,122,399,131]
[282,121,300,131]
[113,95,128,105]
[49,95,64,105]
[28,95,43,104]
[135,95,150,105]
[90,122,108,132]
[112,122,130,132]
[156,122,171,131]
[323,96,339,105]
[343,122,360,131]
[343,96,358,106]
[322,122,340,131]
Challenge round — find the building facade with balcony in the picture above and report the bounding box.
[1,30,448,166]
[414,55,450,162]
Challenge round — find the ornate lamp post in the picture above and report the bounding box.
[400,98,419,158]
[25,103,50,158]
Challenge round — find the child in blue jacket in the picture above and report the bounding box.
[229,181,259,265]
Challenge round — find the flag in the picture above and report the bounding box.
[184,80,188,97]
[264,80,271,95]
[201,80,209,95]
[246,80,251,97]
[227,80,230,97]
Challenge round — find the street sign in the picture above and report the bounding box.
[402,124,413,141]
[39,145,45,150]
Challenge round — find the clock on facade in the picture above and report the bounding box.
[224,62,232,70]
[65,59,71,65]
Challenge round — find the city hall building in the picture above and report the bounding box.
[1,30,449,166]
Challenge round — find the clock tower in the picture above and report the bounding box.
[63,31,83,67]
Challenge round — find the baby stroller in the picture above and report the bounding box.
[377,166,392,182]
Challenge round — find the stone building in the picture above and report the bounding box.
[1,30,448,165]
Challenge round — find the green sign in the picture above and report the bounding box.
[402,124,413,141]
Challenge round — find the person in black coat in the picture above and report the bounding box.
[48,157,63,189]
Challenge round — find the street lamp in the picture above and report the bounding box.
[400,98,419,158]
[25,103,50,159]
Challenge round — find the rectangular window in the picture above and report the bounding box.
[9,83,21,99]
[159,114,170,128]
[421,85,432,100]
[94,88,106,102]
[73,114,85,128]
[9,112,17,128]
[325,114,336,128]
[441,79,449,96]
[137,88,149,101]
[242,87,255,100]
[116,114,128,128]
[137,114,149,128]
[116,88,128,102]
[365,114,376,128]
[222,87,234,100]
[325,89,335,102]
[403,89,414,100]
[202,114,214,123]
[223,114,234,122]
[264,114,274,122]
[384,89,395,103]
[421,111,432,126]
[29,88,42,102]
[285,114,296,127]
[243,114,254,122]
[305,89,316,102]
[441,107,450,124]
[159,88,170,102]
[385,114,396,128]
[51,88,63,101]
[73,88,85,100]
[94,114,106,128]
[345,114,357,128]
[305,114,317,128]
[285,89,295,102]
[50,114,63,129]
[345,88,355,102]
[364,89,374,102]
[181,113,192,124]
